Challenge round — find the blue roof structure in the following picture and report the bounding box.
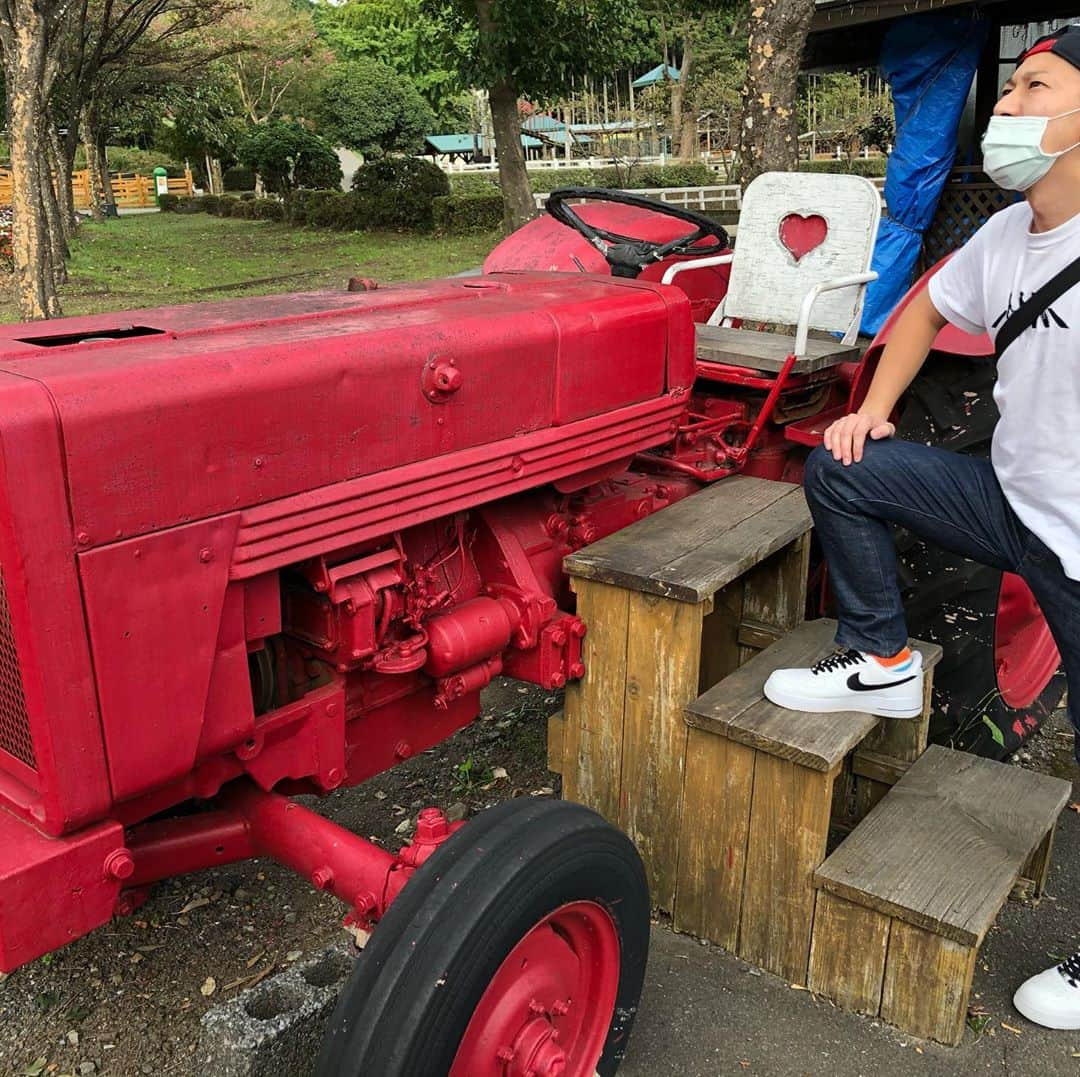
[523,115,567,133]
[632,63,681,89]
[425,133,542,155]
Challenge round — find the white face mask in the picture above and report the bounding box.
[982,107,1080,191]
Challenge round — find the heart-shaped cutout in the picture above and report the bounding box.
[778,213,828,262]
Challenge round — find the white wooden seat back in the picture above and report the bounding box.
[663,171,880,357]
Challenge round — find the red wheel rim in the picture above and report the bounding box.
[995,572,1060,709]
[449,900,621,1077]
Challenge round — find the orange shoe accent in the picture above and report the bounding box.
[873,646,913,668]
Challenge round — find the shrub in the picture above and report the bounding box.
[158,193,180,212]
[434,193,505,235]
[306,191,369,231]
[351,157,449,230]
[216,195,240,218]
[448,173,501,196]
[239,191,257,201]
[201,195,220,215]
[253,197,285,221]
[173,195,208,214]
[237,121,342,200]
[799,158,888,177]
[231,200,256,219]
[223,166,256,192]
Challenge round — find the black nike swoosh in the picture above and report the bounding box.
[846,672,916,692]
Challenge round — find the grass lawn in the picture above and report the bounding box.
[0,212,502,323]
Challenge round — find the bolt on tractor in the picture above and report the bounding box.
[0,180,1061,1076]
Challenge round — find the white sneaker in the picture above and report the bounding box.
[763,648,924,719]
[1014,953,1080,1030]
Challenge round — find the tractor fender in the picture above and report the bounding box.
[846,254,995,413]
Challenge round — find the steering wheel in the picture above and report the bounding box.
[546,187,730,279]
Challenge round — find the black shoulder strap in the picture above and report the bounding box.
[995,254,1080,361]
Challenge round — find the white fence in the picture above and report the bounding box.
[533,184,743,213]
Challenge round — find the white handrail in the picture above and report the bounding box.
[793,272,878,357]
[660,253,734,286]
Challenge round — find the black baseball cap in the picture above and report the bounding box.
[1017,25,1080,72]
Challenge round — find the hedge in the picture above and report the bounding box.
[351,157,450,229]
[799,158,888,177]
[433,193,504,235]
[223,166,256,191]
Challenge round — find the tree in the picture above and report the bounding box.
[316,59,435,157]
[215,0,333,126]
[237,119,342,201]
[431,0,641,232]
[312,0,466,120]
[0,0,71,318]
[739,0,817,185]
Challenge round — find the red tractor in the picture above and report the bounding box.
[0,188,1060,1076]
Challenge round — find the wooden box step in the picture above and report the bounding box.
[810,744,1072,1045]
[557,477,814,914]
[695,324,860,374]
[674,618,941,984]
[563,475,811,604]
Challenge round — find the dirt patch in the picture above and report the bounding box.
[0,678,560,1077]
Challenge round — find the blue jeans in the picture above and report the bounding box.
[804,439,1080,760]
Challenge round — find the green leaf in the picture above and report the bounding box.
[981,714,1005,748]
[21,1059,47,1077]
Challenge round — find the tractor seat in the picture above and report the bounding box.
[695,324,860,374]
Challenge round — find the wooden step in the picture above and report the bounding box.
[674,618,941,983]
[685,617,942,772]
[558,476,815,914]
[810,744,1072,1045]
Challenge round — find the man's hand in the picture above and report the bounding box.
[823,413,896,465]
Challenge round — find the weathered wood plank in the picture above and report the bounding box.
[808,891,890,1015]
[699,581,743,695]
[736,532,810,664]
[857,655,939,763]
[851,748,909,787]
[546,710,565,774]
[689,617,839,730]
[620,591,705,912]
[560,579,630,821]
[563,478,811,603]
[1013,826,1056,904]
[880,919,977,1046]
[652,489,812,603]
[814,745,1072,946]
[738,754,832,984]
[688,619,945,774]
[673,728,756,949]
[695,324,859,373]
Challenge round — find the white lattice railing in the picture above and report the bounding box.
[533,184,743,213]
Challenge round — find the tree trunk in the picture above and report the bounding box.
[210,157,224,197]
[489,79,534,232]
[3,10,59,320]
[39,123,69,285]
[738,0,816,186]
[676,23,701,160]
[61,121,82,232]
[48,124,77,241]
[95,128,115,214]
[80,103,107,221]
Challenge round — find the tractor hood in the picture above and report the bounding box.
[0,273,694,550]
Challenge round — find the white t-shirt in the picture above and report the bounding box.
[928,202,1080,580]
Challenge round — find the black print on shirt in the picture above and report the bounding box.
[993,291,1070,332]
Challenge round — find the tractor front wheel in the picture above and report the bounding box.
[315,797,650,1077]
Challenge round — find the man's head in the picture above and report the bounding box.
[983,25,1080,194]
[994,25,1080,155]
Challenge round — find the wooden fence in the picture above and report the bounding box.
[0,168,194,210]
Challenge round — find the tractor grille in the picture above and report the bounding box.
[0,567,34,770]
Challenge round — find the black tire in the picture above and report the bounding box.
[316,797,650,1077]
[894,353,1065,758]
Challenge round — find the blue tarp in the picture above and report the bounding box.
[860,14,990,336]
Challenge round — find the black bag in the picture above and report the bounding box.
[994,253,1080,361]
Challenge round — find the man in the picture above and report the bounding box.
[763,25,1080,1030]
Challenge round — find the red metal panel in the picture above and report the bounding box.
[77,515,247,801]
[0,376,112,836]
[0,807,124,972]
[0,276,686,549]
